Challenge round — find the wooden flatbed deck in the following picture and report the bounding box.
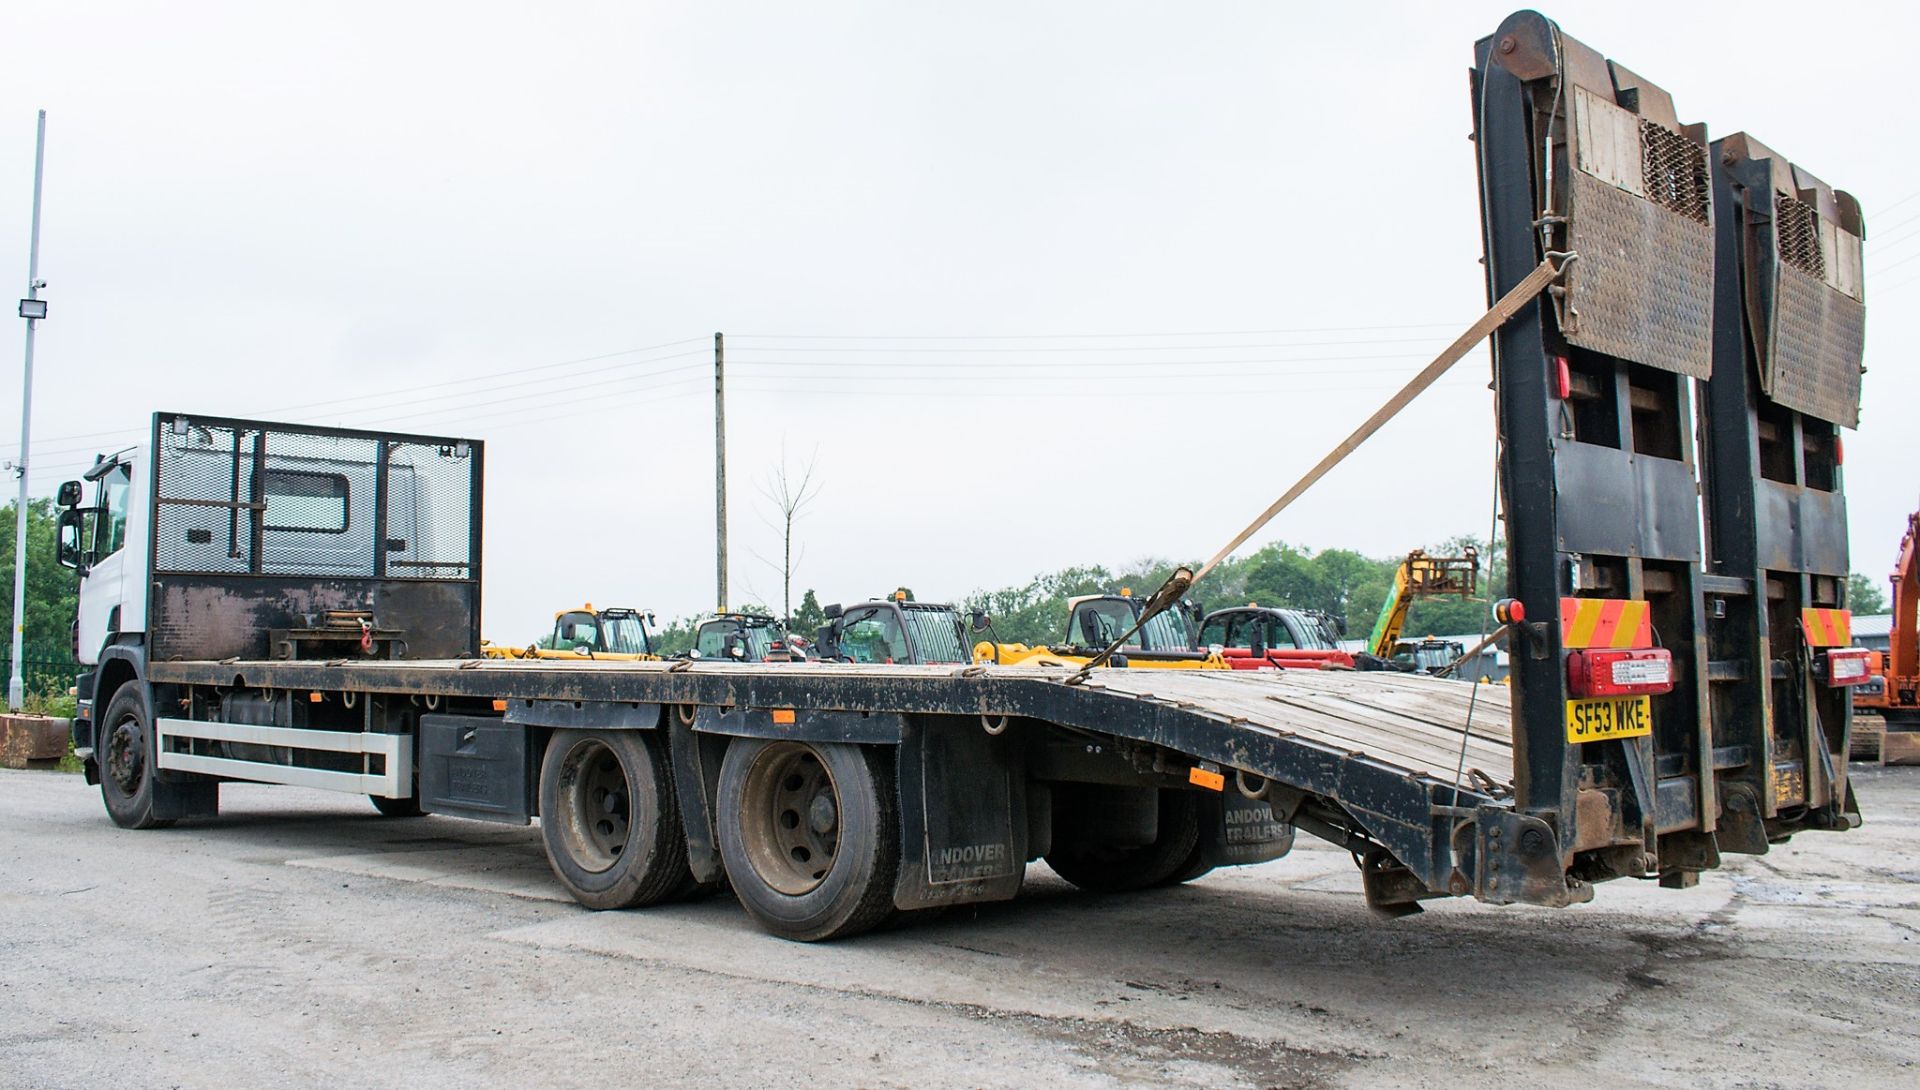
[149,657,1513,795]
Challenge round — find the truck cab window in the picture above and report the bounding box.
[900,607,967,664]
[696,618,774,659]
[263,470,349,532]
[1224,616,1254,649]
[554,611,599,650]
[1073,601,1134,646]
[1139,610,1190,651]
[598,614,650,655]
[1265,618,1297,650]
[1199,618,1228,647]
[101,464,131,556]
[839,608,906,663]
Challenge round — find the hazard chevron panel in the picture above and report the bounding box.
[1559,598,1654,649]
[1799,608,1852,648]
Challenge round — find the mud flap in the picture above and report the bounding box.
[666,711,728,884]
[1192,793,1295,871]
[142,683,218,820]
[149,776,219,821]
[892,716,1026,910]
[419,714,533,824]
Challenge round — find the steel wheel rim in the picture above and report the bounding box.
[741,742,840,896]
[557,739,633,873]
[105,712,144,794]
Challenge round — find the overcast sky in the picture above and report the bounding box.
[2,1,1914,641]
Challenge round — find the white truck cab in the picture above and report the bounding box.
[60,446,151,671]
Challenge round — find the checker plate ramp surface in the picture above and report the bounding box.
[1564,167,1715,378]
[1562,87,1715,378]
[1767,262,1865,428]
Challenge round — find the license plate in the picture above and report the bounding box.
[1564,695,1651,743]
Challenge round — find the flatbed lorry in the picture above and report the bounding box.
[53,10,1872,942]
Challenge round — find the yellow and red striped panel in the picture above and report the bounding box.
[1559,598,1652,649]
[1800,608,1851,647]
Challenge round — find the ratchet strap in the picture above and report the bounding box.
[1064,253,1575,684]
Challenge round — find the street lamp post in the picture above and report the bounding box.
[11,110,47,711]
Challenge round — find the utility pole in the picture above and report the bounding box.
[10,110,47,711]
[714,331,728,611]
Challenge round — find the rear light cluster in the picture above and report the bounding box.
[1566,647,1674,698]
[1817,647,1873,687]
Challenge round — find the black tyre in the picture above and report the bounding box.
[1046,788,1201,893]
[716,738,898,941]
[669,871,729,902]
[99,683,175,830]
[368,794,424,818]
[1160,839,1215,887]
[538,729,693,910]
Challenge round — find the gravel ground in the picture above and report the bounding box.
[1,766,1914,1089]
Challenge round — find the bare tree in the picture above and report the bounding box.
[755,446,824,620]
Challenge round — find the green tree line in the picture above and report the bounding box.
[956,537,1504,648]
[539,546,1901,658]
[630,538,1510,654]
[0,499,82,695]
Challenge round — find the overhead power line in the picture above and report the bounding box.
[728,375,1487,400]
[5,344,709,459]
[723,336,1448,353]
[728,321,1466,340]
[728,351,1455,372]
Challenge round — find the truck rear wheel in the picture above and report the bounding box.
[716,738,898,941]
[1045,787,1201,893]
[538,729,692,910]
[99,684,175,831]
[1159,839,1215,887]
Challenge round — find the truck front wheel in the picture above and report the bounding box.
[716,738,898,941]
[99,684,175,830]
[538,729,692,909]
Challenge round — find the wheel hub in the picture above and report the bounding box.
[808,794,837,836]
[105,719,144,793]
[741,742,842,896]
[556,739,633,873]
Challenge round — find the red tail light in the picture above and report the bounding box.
[1553,356,1572,399]
[1566,647,1674,697]
[1817,647,1873,687]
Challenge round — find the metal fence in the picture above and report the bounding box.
[2,640,79,700]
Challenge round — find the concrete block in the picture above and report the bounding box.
[1,715,70,768]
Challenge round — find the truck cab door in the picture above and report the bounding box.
[74,463,135,663]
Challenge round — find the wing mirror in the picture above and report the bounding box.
[55,507,87,571]
[57,480,82,508]
[968,610,992,633]
[823,603,843,620]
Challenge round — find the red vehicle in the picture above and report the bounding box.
[1195,606,1355,671]
[1857,507,1919,745]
